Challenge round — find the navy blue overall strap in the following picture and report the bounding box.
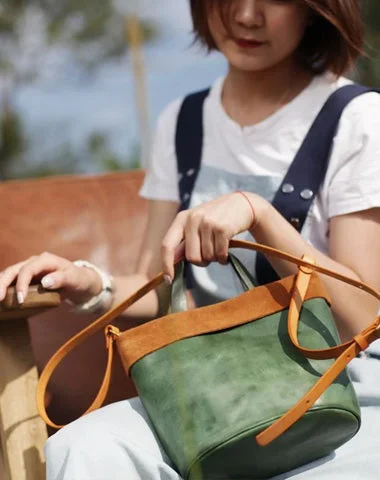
[176,88,210,211]
[256,84,376,284]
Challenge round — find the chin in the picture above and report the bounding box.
[228,58,275,73]
[222,49,273,72]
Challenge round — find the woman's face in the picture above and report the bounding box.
[207,0,311,73]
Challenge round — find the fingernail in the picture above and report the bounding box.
[42,276,55,289]
[17,292,24,305]
[163,275,172,286]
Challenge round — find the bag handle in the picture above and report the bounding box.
[170,253,257,314]
[36,240,380,434]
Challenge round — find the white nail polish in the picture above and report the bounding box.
[163,275,172,286]
[42,276,55,289]
[17,292,24,305]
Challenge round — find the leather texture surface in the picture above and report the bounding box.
[132,297,360,479]
[118,273,329,372]
[0,171,147,426]
[35,239,380,459]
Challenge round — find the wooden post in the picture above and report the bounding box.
[0,287,60,479]
[0,319,47,480]
[125,14,151,168]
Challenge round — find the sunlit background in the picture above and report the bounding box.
[0,0,378,180]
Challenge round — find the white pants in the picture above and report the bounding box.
[46,353,380,480]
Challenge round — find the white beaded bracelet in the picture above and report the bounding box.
[68,260,114,314]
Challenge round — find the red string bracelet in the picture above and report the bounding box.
[236,191,257,229]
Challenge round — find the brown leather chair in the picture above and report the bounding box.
[0,170,148,480]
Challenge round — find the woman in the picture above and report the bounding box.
[1,1,380,478]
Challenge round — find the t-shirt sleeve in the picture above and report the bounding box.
[139,98,183,202]
[327,92,380,218]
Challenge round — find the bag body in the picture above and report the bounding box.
[120,272,360,479]
[36,240,380,479]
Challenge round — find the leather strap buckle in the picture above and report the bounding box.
[105,325,120,349]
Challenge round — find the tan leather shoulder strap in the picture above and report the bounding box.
[36,276,164,429]
[36,240,380,431]
[257,257,380,445]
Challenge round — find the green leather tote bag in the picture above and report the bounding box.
[37,240,380,480]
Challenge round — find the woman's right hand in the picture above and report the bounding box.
[0,252,102,306]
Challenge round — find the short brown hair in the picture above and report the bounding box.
[189,0,364,76]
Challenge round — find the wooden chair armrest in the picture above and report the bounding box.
[0,286,62,321]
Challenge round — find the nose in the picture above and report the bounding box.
[234,0,264,29]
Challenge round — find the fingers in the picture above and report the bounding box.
[162,210,212,282]
[162,206,231,282]
[162,212,187,281]
[161,194,256,282]
[192,210,231,265]
[0,260,31,302]
[0,253,73,304]
[184,211,210,266]
[18,254,75,303]
[213,225,230,264]
[196,217,229,265]
[196,215,214,264]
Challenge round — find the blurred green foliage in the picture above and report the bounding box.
[0,2,379,180]
[0,107,25,158]
[0,0,156,179]
[88,133,141,171]
[0,0,157,76]
[11,135,141,180]
[358,1,380,86]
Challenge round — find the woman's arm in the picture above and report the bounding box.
[161,192,380,342]
[252,198,380,341]
[109,199,179,321]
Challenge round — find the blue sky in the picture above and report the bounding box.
[12,1,227,171]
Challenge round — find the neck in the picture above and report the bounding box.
[222,59,314,126]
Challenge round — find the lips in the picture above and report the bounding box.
[235,38,264,49]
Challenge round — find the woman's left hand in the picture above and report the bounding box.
[161,192,269,281]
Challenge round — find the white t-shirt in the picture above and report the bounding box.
[140,73,380,303]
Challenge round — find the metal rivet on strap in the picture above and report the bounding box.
[282,183,295,194]
[186,169,195,177]
[290,218,301,230]
[300,189,314,200]
[183,193,190,202]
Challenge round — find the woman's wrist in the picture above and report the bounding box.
[237,192,271,234]
[81,264,103,298]
[67,261,115,314]
[236,191,257,229]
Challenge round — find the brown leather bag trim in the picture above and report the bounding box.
[36,240,380,434]
[117,273,329,374]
